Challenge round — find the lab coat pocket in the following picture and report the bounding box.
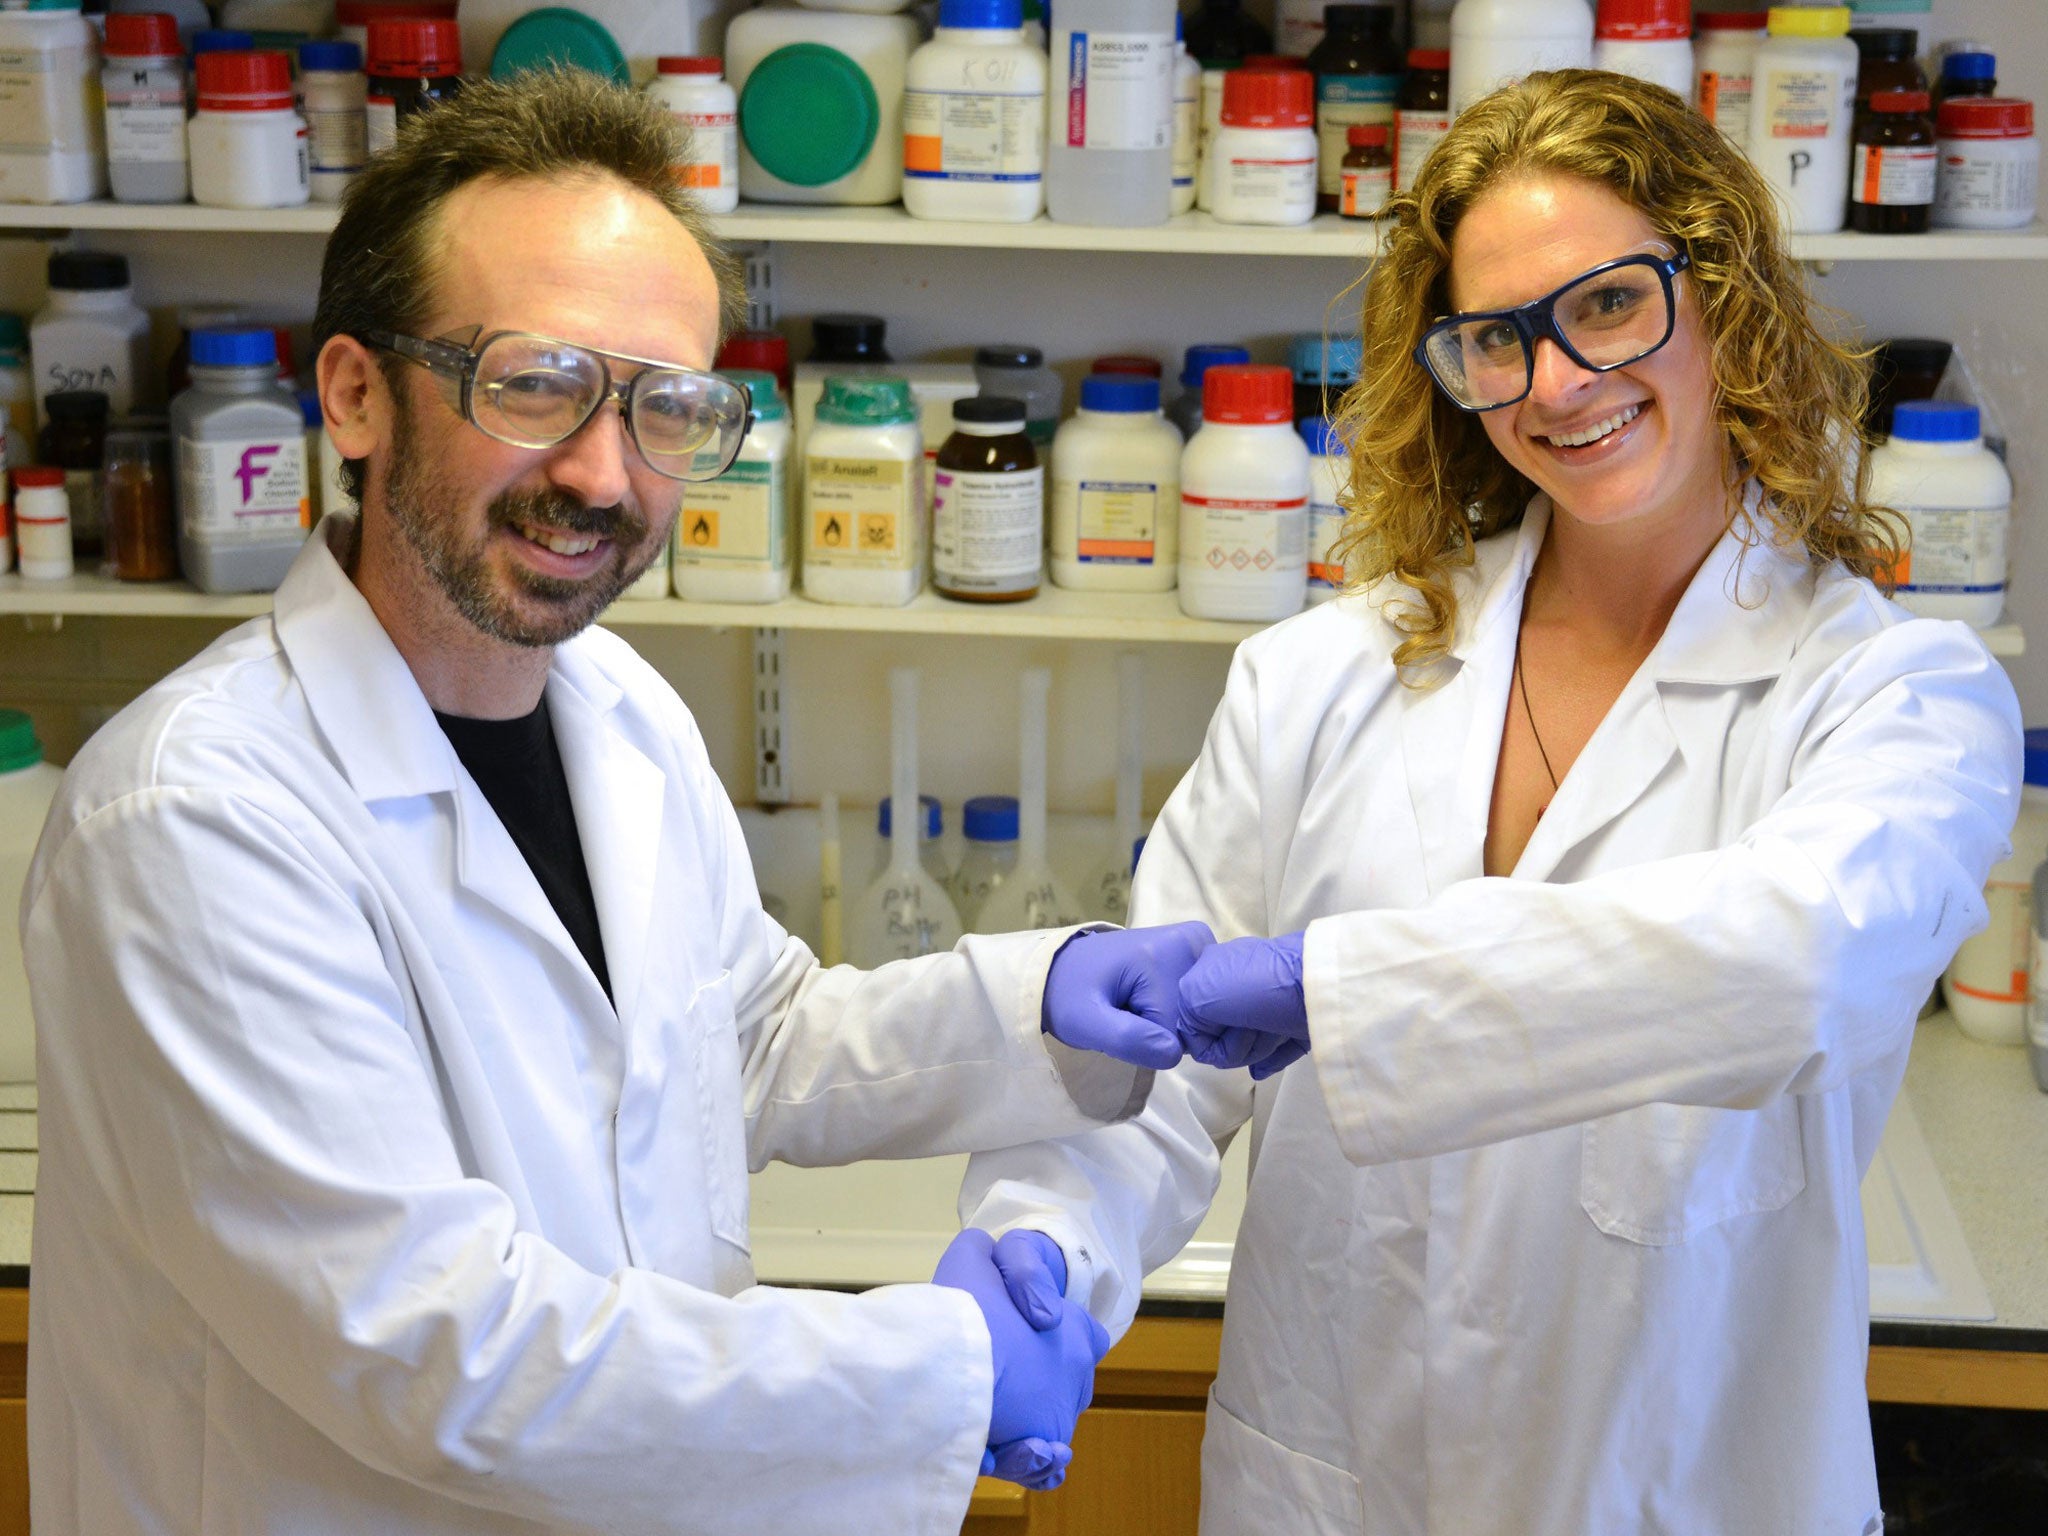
[1199,1388,1364,1536]
[1579,1099,1806,1246]
[688,970,751,1253]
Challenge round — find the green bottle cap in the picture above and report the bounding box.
[489,8,630,85]
[739,43,879,187]
[724,369,787,422]
[0,710,44,774]
[817,374,916,427]
[0,314,25,356]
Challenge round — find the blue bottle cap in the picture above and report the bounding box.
[939,0,1022,29]
[1290,333,1363,385]
[191,29,255,55]
[190,328,279,369]
[1300,415,1344,457]
[1079,375,1160,413]
[878,794,943,838]
[963,795,1020,842]
[1180,343,1251,388]
[2025,727,2048,788]
[300,39,363,73]
[1889,399,1980,442]
[1131,835,1146,874]
[1942,51,1996,82]
[298,390,323,429]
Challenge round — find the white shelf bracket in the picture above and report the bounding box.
[752,626,791,804]
[735,241,778,330]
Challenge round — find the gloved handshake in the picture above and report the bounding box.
[1040,922,1311,1083]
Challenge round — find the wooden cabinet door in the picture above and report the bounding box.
[1021,1407,1207,1536]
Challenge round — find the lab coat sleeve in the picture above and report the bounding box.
[959,648,1269,1332]
[26,785,996,1536]
[1305,619,2025,1168]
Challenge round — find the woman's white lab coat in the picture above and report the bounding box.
[964,499,2022,1536]
[23,519,1147,1536]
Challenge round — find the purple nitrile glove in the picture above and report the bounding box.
[991,1228,1068,1333]
[1042,921,1217,1070]
[983,1437,1073,1490]
[1175,931,1311,1081]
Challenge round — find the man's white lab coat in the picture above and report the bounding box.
[964,499,2022,1536]
[24,517,1147,1536]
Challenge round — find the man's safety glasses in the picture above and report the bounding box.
[1413,250,1692,413]
[363,328,754,481]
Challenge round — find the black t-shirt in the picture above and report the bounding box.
[435,699,613,1005]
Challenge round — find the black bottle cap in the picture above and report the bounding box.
[1851,29,1918,61]
[975,344,1045,371]
[44,390,111,421]
[952,395,1028,426]
[47,251,131,291]
[810,313,889,362]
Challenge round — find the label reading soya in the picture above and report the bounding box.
[1315,73,1399,197]
[675,457,784,569]
[905,87,1044,183]
[1066,32,1173,151]
[933,465,1043,592]
[178,436,310,540]
[805,455,917,571]
[1895,505,2008,594]
[1067,477,1161,564]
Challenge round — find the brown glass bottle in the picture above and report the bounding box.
[1394,47,1451,194]
[1305,5,1402,212]
[1339,124,1391,217]
[1851,90,1936,234]
[1851,28,1926,138]
[933,396,1041,603]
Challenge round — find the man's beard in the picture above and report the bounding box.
[380,404,663,648]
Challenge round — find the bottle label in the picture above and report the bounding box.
[1309,493,1345,590]
[1393,108,1451,193]
[1696,69,1754,146]
[1764,68,1841,139]
[178,436,311,541]
[1340,162,1391,217]
[674,111,739,191]
[365,96,396,154]
[1948,877,2030,1006]
[1854,142,1937,205]
[306,105,367,174]
[1935,149,2039,218]
[104,99,186,165]
[1219,147,1317,207]
[1183,491,1310,574]
[932,464,1043,591]
[1315,73,1399,197]
[905,87,1045,183]
[1172,86,1197,188]
[1064,477,1161,564]
[804,455,918,571]
[1065,32,1173,152]
[675,457,785,570]
[1892,505,2008,595]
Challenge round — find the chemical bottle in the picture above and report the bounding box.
[0,709,66,1080]
[1933,98,2037,232]
[1747,5,1858,235]
[811,313,891,366]
[951,795,1019,928]
[39,388,107,559]
[850,673,963,964]
[972,345,1063,456]
[1932,50,1995,110]
[1171,14,1200,214]
[1045,0,1178,227]
[1340,123,1393,215]
[1449,0,1594,117]
[188,49,310,210]
[0,315,29,466]
[12,466,70,580]
[647,56,739,216]
[903,0,1046,222]
[1168,343,1250,440]
[101,10,189,204]
[1183,0,1271,66]
[1306,5,1401,213]
[1394,46,1452,192]
[1275,0,1331,60]
[1210,67,1318,226]
[719,329,794,401]
[297,391,323,525]
[1850,88,1934,234]
[1593,0,1694,99]
[1849,26,1924,135]
[298,39,367,204]
[1946,729,2048,1048]
[1093,354,1162,380]
[974,668,1086,934]
[1291,333,1363,425]
[1050,374,1182,593]
[933,396,1042,603]
[674,369,793,605]
[1694,10,1768,153]
[31,250,151,419]
[0,0,106,205]
[171,327,311,594]
[1179,364,1310,622]
[1413,0,1458,49]
[1302,415,1348,603]
[1868,400,2009,627]
[802,374,924,608]
[364,17,463,154]
[728,6,921,206]
[873,794,951,893]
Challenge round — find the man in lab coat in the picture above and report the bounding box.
[21,73,1207,1536]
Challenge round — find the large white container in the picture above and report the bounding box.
[675,370,794,605]
[0,0,107,205]
[458,0,747,87]
[1045,0,1177,227]
[1209,66,1318,226]
[1695,10,1768,152]
[1592,0,1693,97]
[0,709,64,1082]
[802,374,925,608]
[1049,374,1182,593]
[902,0,1046,223]
[1869,400,2011,628]
[1746,5,1857,234]
[728,6,919,206]
[646,56,739,216]
[1449,0,1594,117]
[187,49,311,210]
[172,328,311,595]
[31,250,151,419]
[1179,364,1310,622]
[1946,758,2048,1048]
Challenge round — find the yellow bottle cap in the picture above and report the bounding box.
[1769,6,1852,38]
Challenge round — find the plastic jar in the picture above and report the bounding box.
[1179,363,1310,621]
[172,327,311,594]
[933,395,1041,602]
[334,0,455,54]
[902,0,1047,223]
[1594,0,1694,98]
[190,28,255,56]
[189,49,309,208]
[648,56,739,216]
[1394,46,1451,193]
[1449,0,1594,117]
[1302,415,1348,603]
[13,466,72,580]
[1171,15,1199,213]
[1306,5,1400,213]
[0,0,106,205]
[101,11,188,204]
[1291,333,1363,426]
[1210,67,1318,226]
[1045,0,1178,227]
[973,345,1063,456]
[39,388,107,559]
[1947,732,2048,1047]
[1747,6,1859,234]
[365,17,462,154]
[1850,88,1934,234]
[1694,11,1769,152]
[802,374,924,607]
[1049,374,1182,591]
[674,370,793,605]
[103,423,177,581]
[299,39,366,204]
[728,7,921,207]
[1340,124,1391,216]
[1932,50,1995,110]
[1933,97,2037,231]
[1869,400,2009,627]
[952,794,1019,927]
[718,330,793,401]
[31,251,151,420]
[1167,343,1249,440]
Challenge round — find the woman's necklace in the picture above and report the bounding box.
[1513,638,1559,819]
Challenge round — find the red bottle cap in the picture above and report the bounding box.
[1347,124,1390,148]
[104,12,180,57]
[1242,54,1308,71]
[367,17,462,77]
[1595,0,1692,43]
[1091,354,1162,379]
[1869,90,1932,114]
[657,56,725,75]
[196,50,295,111]
[1203,364,1293,425]
[1937,97,2034,139]
[716,330,791,394]
[1695,10,1770,29]
[12,467,64,489]
[1222,68,1314,130]
[1406,48,1451,70]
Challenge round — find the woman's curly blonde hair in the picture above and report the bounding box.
[1332,69,1900,675]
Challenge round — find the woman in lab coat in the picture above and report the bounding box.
[964,70,2023,1536]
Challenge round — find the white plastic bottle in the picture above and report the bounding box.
[1746,5,1857,234]
[11,466,70,579]
[187,48,310,209]
[1945,742,2048,1047]
[1179,364,1310,621]
[298,39,366,205]
[1593,0,1694,98]
[1049,374,1182,593]
[675,370,793,605]
[727,7,921,206]
[0,0,107,204]
[1695,9,1769,152]
[101,10,189,204]
[172,328,312,594]
[1210,67,1318,226]
[1045,0,1177,227]
[802,374,925,608]
[1868,400,2010,629]
[952,795,1019,928]
[647,56,739,216]
[1195,63,1226,210]
[1449,0,1595,117]
[902,0,1046,223]
[31,250,151,419]
[0,708,66,1080]
[1302,415,1348,604]
[1171,14,1199,214]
